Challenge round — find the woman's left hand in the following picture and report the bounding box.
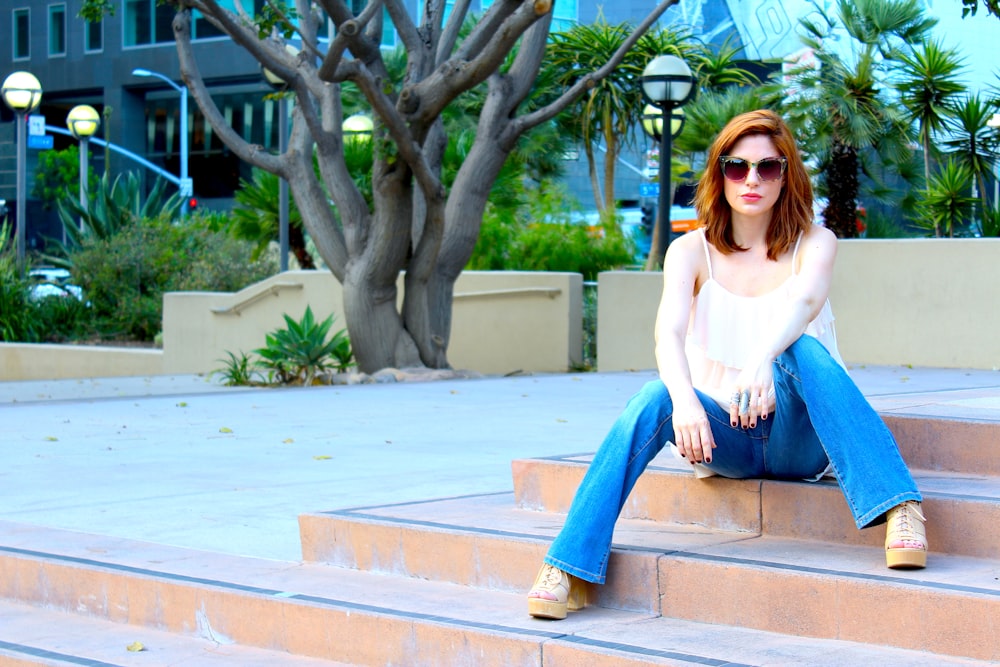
[730,358,774,429]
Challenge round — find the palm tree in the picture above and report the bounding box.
[940,94,1000,219]
[895,40,968,235]
[782,0,932,238]
[545,21,695,213]
[688,35,760,93]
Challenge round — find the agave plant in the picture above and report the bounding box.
[254,306,353,385]
[915,159,977,237]
[48,172,181,267]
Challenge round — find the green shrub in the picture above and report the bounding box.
[0,222,37,342]
[31,292,92,342]
[50,172,181,267]
[467,181,636,279]
[70,214,277,342]
[32,146,99,210]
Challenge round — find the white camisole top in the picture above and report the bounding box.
[684,228,845,410]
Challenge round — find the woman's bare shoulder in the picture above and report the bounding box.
[669,227,706,256]
[804,223,837,245]
[801,223,838,256]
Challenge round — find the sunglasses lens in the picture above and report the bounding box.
[722,159,749,181]
[757,159,784,181]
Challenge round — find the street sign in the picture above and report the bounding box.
[27,134,54,150]
[640,182,660,198]
[28,115,45,136]
[178,178,194,198]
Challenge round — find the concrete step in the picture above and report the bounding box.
[882,414,1000,476]
[511,451,1000,559]
[0,599,346,667]
[299,493,1000,662]
[0,523,992,667]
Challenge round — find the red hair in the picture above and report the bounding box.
[693,109,813,260]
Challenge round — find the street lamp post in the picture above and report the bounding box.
[66,104,101,234]
[132,68,190,217]
[1,71,43,273]
[640,55,695,263]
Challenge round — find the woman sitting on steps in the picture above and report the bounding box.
[528,109,927,621]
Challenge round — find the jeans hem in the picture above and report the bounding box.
[544,554,606,585]
[854,491,923,529]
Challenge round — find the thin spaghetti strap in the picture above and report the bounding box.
[701,228,713,279]
[791,231,804,275]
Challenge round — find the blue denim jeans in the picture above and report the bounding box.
[545,335,922,584]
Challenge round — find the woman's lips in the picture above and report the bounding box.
[741,193,762,202]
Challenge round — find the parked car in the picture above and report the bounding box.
[29,267,84,301]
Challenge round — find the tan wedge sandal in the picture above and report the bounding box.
[527,563,586,620]
[885,501,927,569]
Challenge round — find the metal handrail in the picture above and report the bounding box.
[211,281,303,316]
[454,287,562,300]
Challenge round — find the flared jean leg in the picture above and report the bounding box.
[544,380,676,584]
[773,335,922,528]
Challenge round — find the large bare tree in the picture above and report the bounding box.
[87,0,677,372]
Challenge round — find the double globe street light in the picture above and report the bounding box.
[640,54,695,263]
[1,71,43,271]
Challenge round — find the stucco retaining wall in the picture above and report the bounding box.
[596,238,1000,372]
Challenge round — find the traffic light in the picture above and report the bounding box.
[640,202,655,231]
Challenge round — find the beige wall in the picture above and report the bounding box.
[0,344,164,380]
[3,239,998,381]
[0,271,581,381]
[596,238,1000,372]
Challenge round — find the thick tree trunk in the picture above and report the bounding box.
[342,263,423,373]
[289,223,316,269]
[823,140,860,239]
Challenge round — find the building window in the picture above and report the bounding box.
[48,4,66,56]
[13,8,30,60]
[85,17,104,52]
[124,0,175,46]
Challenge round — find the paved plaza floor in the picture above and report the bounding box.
[2,365,998,562]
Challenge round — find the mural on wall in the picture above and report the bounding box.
[661,0,991,92]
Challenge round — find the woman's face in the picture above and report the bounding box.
[721,134,785,222]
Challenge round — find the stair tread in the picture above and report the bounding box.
[0,599,347,667]
[311,492,1000,595]
[0,524,990,667]
[545,449,1000,498]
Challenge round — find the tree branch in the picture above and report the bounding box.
[514,0,678,136]
[436,0,471,65]
[315,0,385,80]
[403,0,547,123]
[384,0,420,55]
[172,9,281,174]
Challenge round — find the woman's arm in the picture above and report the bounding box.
[654,232,716,463]
[734,224,838,428]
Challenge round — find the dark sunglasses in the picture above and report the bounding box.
[719,156,788,182]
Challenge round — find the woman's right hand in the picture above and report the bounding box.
[672,399,716,464]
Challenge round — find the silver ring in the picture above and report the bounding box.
[730,390,741,406]
[738,390,750,415]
